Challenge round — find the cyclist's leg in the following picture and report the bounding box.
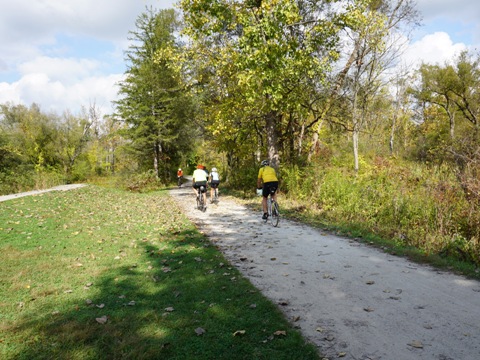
[200,183,207,207]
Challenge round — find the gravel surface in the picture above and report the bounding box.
[0,184,86,202]
[170,180,480,360]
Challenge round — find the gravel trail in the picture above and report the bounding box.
[170,180,480,360]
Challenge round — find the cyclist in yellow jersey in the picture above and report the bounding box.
[257,159,279,220]
[192,164,208,206]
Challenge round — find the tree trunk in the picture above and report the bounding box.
[154,141,161,178]
[353,125,359,172]
[390,112,397,155]
[266,110,281,169]
[353,92,360,172]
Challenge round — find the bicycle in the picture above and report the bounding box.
[264,188,279,227]
[177,176,183,187]
[211,186,219,204]
[196,185,207,212]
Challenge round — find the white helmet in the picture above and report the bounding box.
[212,167,217,172]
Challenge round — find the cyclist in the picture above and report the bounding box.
[177,168,183,187]
[257,159,278,220]
[192,164,208,207]
[209,167,220,202]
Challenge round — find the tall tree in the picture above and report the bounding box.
[115,7,195,181]
[179,0,355,169]
[307,0,420,164]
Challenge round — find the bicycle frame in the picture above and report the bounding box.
[265,189,279,227]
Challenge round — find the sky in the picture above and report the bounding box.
[0,0,479,117]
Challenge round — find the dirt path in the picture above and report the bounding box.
[170,181,480,360]
[0,184,86,202]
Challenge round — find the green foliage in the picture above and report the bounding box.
[118,169,164,193]
[115,8,197,184]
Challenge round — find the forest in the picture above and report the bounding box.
[1,0,479,267]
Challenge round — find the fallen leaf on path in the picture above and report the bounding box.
[273,330,286,336]
[366,280,375,285]
[195,327,206,336]
[363,307,374,312]
[233,330,246,336]
[96,315,108,324]
[408,340,423,348]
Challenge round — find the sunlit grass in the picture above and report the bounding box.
[0,186,319,360]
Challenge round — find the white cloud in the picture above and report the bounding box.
[18,57,100,84]
[403,32,467,67]
[0,0,176,115]
[0,0,477,117]
[0,71,124,116]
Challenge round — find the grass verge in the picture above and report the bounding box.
[0,185,320,360]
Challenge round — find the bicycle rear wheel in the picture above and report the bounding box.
[264,198,271,223]
[196,194,201,209]
[199,191,206,212]
[270,200,279,227]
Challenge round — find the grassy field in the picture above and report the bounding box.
[0,186,320,360]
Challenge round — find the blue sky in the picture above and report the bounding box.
[0,0,478,116]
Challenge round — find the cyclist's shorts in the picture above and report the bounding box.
[262,181,278,197]
[210,180,220,188]
[193,181,207,192]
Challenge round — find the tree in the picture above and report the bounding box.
[179,0,354,169]
[307,0,420,167]
[115,7,196,182]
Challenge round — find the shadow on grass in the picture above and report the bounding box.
[10,229,318,360]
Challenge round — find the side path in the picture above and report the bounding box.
[170,182,480,360]
[0,184,86,202]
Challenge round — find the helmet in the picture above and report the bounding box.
[178,168,181,171]
[197,164,203,169]
[212,167,217,172]
[261,159,269,166]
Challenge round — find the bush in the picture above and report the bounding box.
[121,170,163,193]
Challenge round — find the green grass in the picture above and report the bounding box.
[0,186,320,360]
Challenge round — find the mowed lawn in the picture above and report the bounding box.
[0,185,319,360]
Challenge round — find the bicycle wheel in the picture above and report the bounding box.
[264,198,271,223]
[270,200,279,227]
[199,191,206,212]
